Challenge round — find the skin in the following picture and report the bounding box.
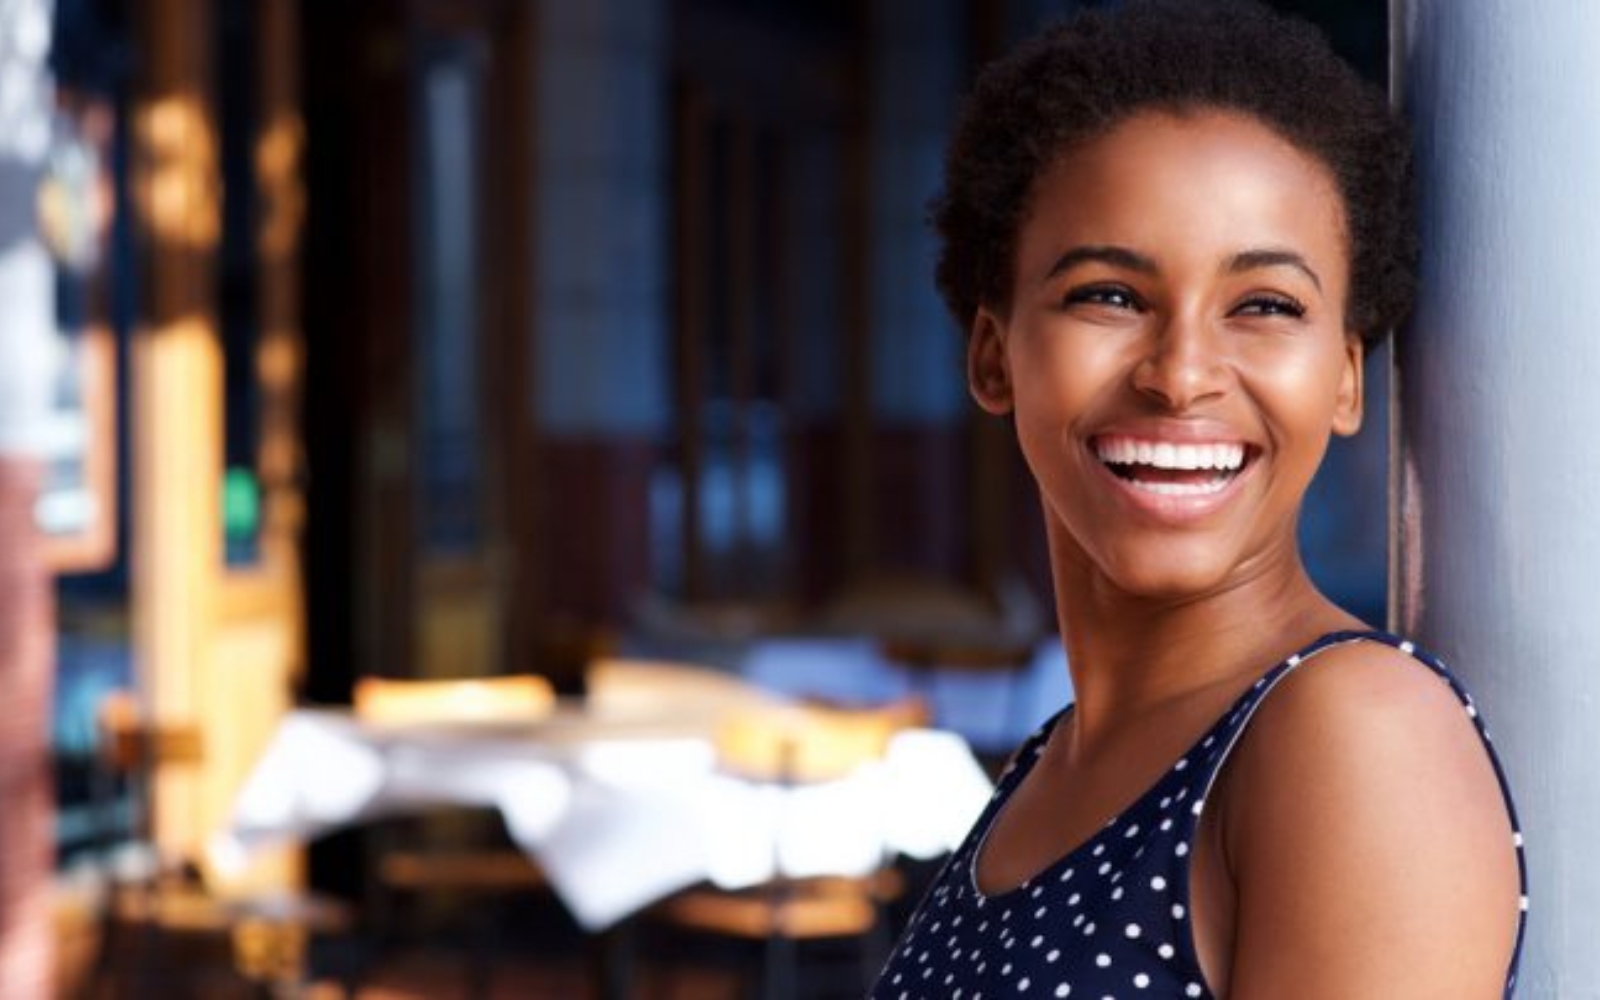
[967,109,1520,997]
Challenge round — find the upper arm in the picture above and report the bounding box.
[1220,644,1520,999]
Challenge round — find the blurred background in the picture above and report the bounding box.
[2,0,1387,995]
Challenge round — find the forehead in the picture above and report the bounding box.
[1017,108,1349,283]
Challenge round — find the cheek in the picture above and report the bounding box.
[1240,341,1353,459]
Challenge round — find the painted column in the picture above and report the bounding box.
[530,0,667,622]
[1397,3,1600,992]
[0,0,56,993]
[865,0,966,577]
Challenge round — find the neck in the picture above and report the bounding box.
[1045,519,1363,753]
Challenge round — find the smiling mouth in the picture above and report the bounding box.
[1092,436,1252,497]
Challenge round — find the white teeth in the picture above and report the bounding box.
[1125,478,1231,497]
[1095,438,1245,471]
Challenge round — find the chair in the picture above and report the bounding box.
[351,673,557,998]
[648,697,929,1000]
[351,672,557,726]
[86,690,354,998]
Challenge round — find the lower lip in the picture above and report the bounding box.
[1088,452,1253,525]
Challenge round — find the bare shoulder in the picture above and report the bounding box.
[1217,639,1521,999]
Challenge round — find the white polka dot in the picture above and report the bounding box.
[1513,831,1524,847]
[1175,842,1190,857]
[1287,653,1303,666]
[1031,935,1044,948]
[1059,867,1076,882]
[1093,843,1106,857]
[1151,876,1168,891]
[1186,984,1204,997]
[1399,641,1415,655]
[1173,903,1187,919]
[1098,861,1112,875]
[1160,818,1174,831]
[1068,893,1081,906]
[1002,963,1013,975]
[1054,986,1070,998]
[1084,922,1096,935]
[1019,977,1031,991]
[1159,796,1172,810]
[1047,949,1060,963]
[1158,943,1176,960]
[1125,923,1142,939]
[1095,953,1111,968]
[1073,914,1084,927]
[1032,885,1044,898]
[1110,887,1124,901]
[1174,758,1188,772]
[1036,906,1048,918]
[1124,823,1141,837]
[1520,895,1530,912]
[1191,799,1205,816]
[1134,973,1151,989]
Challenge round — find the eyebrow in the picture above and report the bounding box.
[1044,244,1324,294]
[1045,245,1159,280]
[1226,249,1322,292]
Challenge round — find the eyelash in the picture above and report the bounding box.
[1062,284,1144,311]
[1234,294,1307,319]
[1060,285,1307,320]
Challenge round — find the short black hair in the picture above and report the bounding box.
[933,0,1415,345]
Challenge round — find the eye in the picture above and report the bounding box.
[1062,283,1145,312]
[1232,293,1306,319]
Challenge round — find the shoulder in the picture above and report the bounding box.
[1215,637,1521,997]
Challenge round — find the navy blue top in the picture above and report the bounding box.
[872,631,1528,999]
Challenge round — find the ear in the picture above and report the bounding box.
[968,307,1014,415]
[1331,332,1364,437]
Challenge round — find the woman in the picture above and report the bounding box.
[872,2,1526,997]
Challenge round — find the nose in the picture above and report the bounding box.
[1130,311,1229,411]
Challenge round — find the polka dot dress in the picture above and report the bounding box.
[871,631,1528,999]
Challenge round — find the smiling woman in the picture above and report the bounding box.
[871,2,1526,999]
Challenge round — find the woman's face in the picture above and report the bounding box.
[969,108,1363,602]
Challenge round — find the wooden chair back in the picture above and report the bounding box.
[352,674,556,725]
[713,696,929,784]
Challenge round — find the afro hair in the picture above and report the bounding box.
[932,0,1415,345]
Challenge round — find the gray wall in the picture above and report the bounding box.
[1397,2,1600,993]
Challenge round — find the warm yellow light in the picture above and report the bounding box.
[255,113,305,259]
[135,96,220,249]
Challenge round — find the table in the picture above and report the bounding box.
[211,662,994,931]
[740,634,1074,751]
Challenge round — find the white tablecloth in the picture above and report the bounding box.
[212,705,994,930]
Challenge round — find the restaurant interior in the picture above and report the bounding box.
[26,0,1387,996]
